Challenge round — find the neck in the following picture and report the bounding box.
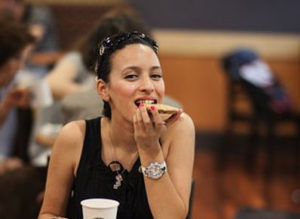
[104,116,139,171]
[107,116,137,153]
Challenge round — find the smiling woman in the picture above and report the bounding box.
[39,32,195,219]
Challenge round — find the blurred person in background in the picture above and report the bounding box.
[0,0,59,167]
[0,0,60,75]
[0,15,35,175]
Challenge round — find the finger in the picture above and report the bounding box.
[134,108,144,131]
[165,108,183,127]
[139,103,152,131]
[133,113,139,132]
[133,113,137,129]
[149,105,165,129]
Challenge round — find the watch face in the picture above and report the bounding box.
[145,162,167,179]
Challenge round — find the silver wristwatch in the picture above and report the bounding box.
[140,161,167,179]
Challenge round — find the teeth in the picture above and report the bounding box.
[144,100,155,104]
[136,100,155,105]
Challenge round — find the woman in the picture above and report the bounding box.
[39,32,195,219]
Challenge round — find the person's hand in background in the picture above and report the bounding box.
[5,86,31,108]
[0,86,30,127]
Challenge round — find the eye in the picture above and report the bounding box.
[151,73,163,80]
[124,74,138,80]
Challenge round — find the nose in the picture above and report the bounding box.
[139,75,154,93]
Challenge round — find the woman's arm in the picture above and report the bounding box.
[134,106,195,219]
[45,57,82,100]
[38,120,85,219]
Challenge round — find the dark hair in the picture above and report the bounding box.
[76,8,152,73]
[0,16,35,67]
[96,31,159,118]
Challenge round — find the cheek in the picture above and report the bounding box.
[157,82,165,95]
[111,82,136,99]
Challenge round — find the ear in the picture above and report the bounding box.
[97,79,110,101]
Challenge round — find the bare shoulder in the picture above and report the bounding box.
[58,120,85,143]
[50,120,86,175]
[162,112,195,148]
[52,120,86,154]
[168,112,195,135]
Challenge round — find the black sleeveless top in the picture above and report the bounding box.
[66,117,153,219]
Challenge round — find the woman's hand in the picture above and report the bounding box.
[0,87,30,127]
[133,104,182,152]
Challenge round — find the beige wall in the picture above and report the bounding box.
[154,30,300,60]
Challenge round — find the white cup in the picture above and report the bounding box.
[14,71,53,108]
[81,198,119,219]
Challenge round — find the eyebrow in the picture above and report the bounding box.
[122,66,162,72]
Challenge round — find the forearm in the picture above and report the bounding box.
[139,148,187,219]
[30,51,64,66]
[47,78,81,100]
[145,174,187,219]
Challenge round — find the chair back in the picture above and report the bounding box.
[222,49,292,116]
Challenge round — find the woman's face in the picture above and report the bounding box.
[104,43,165,121]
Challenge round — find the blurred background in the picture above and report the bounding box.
[1,0,299,218]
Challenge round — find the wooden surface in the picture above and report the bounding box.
[191,148,300,219]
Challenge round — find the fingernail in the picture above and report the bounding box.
[150,106,155,111]
[139,103,144,108]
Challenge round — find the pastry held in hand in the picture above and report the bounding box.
[145,103,179,121]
